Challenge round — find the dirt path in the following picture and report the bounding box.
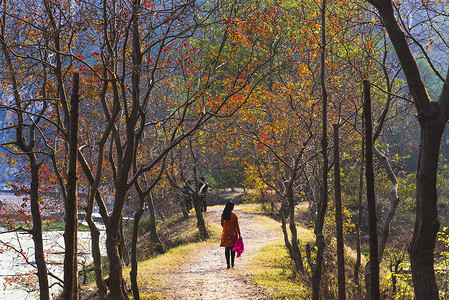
[158,205,283,299]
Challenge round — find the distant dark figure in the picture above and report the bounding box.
[199,176,208,212]
[220,201,241,269]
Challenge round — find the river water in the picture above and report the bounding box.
[0,230,106,299]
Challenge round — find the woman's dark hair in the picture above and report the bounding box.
[222,201,235,220]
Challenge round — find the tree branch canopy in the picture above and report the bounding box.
[367,0,434,118]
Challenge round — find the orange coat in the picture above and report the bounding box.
[220,212,241,247]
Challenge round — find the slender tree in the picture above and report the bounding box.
[354,123,364,299]
[364,79,380,300]
[365,0,449,297]
[312,0,329,298]
[333,123,346,300]
[0,3,50,298]
[63,73,80,300]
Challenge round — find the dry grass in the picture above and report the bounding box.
[242,213,316,299]
[123,214,221,299]
[82,202,411,299]
[239,202,265,214]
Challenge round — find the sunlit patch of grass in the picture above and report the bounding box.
[297,226,315,243]
[242,214,315,299]
[161,215,200,246]
[135,292,165,300]
[237,203,265,214]
[250,241,311,299]
[251,215,282,232]
[138,222,220,272]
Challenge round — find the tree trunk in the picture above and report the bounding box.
[192,193,209,240]
[333,124,346,300]
[363,80,380,300]
[180,200,189,219]
[29,156,50,300]
[130,199,145,300]
[288,193,304,274]
[90,224,106,300]
[280,184,304,274]
[78,152,108,299]
[312,0,328,298]
[106,218,128,300]
[105,130,136,300]
[0,12,49,299]
[374,146,399,260]
[105,1,142,296]
[64,72,79,300]
[354,129,364,300]
[392,271,397,295]
[408,120,443,299]
[146,194,164,252]
[390,259,402,296]
[364,0,449,295]
[105,185,131,299]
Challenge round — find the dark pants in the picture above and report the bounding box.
[225,247,235,268]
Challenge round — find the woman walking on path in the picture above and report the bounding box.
[220,201,241,269]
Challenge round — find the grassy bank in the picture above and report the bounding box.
[80,200,412,299]
[124,212,222,299]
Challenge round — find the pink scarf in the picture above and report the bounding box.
[232,237,244,258]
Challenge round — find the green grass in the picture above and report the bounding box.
[41,221,91,231]
[79,257,110,286]
[0,221,91,232]
[239,212,315,299]
[251,242,311,299]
